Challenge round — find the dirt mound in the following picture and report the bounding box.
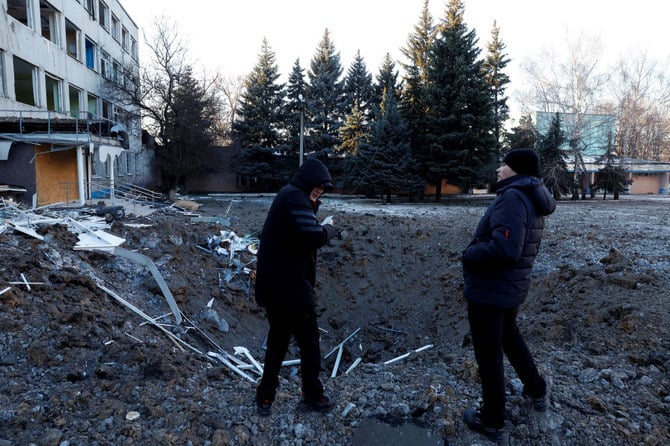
[0,195,668,445]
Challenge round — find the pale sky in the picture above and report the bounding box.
[121,0,669,120]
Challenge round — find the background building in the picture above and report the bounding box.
[0,0,153,207]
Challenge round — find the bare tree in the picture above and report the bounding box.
[608,51,670,161]
[215,74,245,143]
[520,30,611,199]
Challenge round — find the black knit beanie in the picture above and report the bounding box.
[503,149,540,177]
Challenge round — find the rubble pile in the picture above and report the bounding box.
[0,195,668,445]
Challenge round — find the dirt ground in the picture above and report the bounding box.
[0,194,668,445]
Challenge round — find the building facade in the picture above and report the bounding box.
[0,0,152,207]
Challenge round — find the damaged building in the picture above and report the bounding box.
[0,0,153,208]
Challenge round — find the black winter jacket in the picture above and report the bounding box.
[462,175,556,308]
[254,159,337,309]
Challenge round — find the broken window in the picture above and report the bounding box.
[85,37,97,70]
[102,99,112,119]
[121,27,129,52]
[45,72,62,112]
[99,1,109,30]
[111,14,120,41]
[130,37,138,60]
[100,51,110,79]
[65,19,79,59]
[69,84,82,118]
[84,0,95,19]
[7,0,32,28]
[39,0,60,45]
[87,93,98,118]
[13,56,37,106]
[111,59,120,84]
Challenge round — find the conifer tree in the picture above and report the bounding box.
[306,29,346,155]
[421,0,496,200]
[285,59,308,164]
[507,114,537,149]
[233,39,285,187]
[537,112,571,199]
[400,0,435,180]
[374,53,402,116]
[156,66,221,194]
[343,50,374,120]
[341,86,423,202]
[594,132,629,200]
[338,101,367,155]
[482,21,511,160]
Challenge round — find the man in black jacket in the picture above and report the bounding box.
[254,158,338,416]
[461,149,556,442]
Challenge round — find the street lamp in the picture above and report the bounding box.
[298,94,305,167]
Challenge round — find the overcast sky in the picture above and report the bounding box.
[122,0,669,120]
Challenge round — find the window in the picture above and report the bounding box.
[127,151,135,175]
[84,0,95,19]
[121,27,129,52]
[13,56,38,106]
[0,51,5,97]
[102,99,112,119]
[69,84,82,118]
[100,51,110,79]
[44,72,62,112]
[111,59,120,84]
[85,37,97,70]
[7,0,31,28]
[111,14,120,41]
[98,1,109,30]
[130,37,138,60]
[65,19,79,59]
[87,93,98,117]
[39,1,60,45]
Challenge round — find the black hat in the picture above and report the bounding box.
[503,149,540,177]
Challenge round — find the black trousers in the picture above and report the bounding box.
[467,301,546,428]
[256,305,324,403]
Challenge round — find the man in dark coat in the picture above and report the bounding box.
[461,149,556,442]
[254,158,338,416]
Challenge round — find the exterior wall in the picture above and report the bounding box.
[425,179,461,196]
[629,173,665,195]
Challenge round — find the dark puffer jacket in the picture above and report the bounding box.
[462,175,556,309]
[254,158,337,309]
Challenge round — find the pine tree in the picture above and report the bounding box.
[343,50,374,120]
[507,114,537,149]
[233,39,285,188]
[594,132,629,200]
[537,112,571,199]
[306,29,346,155]
[482,21,511,160]
[155,66,221,194]
[338,101,367,155]
[374,53,402,117]
[400,0,435,188]
[341,86,423,202]
[421,0,496,200]
[285,59,308,164]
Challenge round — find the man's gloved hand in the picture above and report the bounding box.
[323,223,338,241]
